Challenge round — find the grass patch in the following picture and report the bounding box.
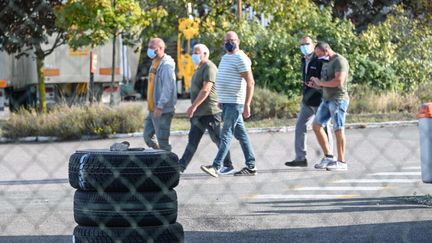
[2,103,145,140]
[349,85,428,114]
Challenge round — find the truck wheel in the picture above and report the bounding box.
[74,190,177,227]
[73,223,184,243]
[68,150,180,192]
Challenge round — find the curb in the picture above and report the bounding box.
[0,120,419,144]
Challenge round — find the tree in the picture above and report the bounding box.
[312,0,432,31]
[0,0,66,112]
[56,0,166,105]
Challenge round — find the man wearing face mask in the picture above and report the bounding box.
[308,41,350,171]
[285,36,332,167]
[178,44,234,174]
[200,31,257,177]
[143,38,177,151]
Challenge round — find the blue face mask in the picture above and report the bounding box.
[147,48,157,59]
[192,54,201,65]
[224,41,237,52]
[300,45,313,56]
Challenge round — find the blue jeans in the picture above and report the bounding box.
[179,113,233,170]
[313,99,350,131]
[143,112,174,151]
[212,103,256,169]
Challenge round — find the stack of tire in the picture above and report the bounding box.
[69,148,184,243]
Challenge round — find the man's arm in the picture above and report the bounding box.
[155,64,176,118]
[187,81,213,118]
[310,71,346,88]
[240,70,255,119]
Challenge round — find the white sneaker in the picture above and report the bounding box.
[326,161,348,171]
[200,165,219,177]
[314,157,335,169]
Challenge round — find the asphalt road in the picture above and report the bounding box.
[0,125,431,242]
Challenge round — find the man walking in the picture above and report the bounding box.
[179,44,234,174]
[143,38,177,151]
[285,36,332,167]
[309,42,350,171]
[201,31,257,177]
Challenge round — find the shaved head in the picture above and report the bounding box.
[149,38,166,49]
[224,31,241,53]
[148,37,166,58]
[224,31,239,41]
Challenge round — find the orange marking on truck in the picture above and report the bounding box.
[43,68,60,76]
[99,68,120,76]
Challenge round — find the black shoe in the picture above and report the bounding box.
[234,167,257,176]
[285,159,308,167]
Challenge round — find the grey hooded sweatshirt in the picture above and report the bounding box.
[153,54,177,113]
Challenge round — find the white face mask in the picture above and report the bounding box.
[319,55,330,61]
[300,44,313,56]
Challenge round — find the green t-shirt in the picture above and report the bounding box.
[321,54,350,101]
[190,60,221,116]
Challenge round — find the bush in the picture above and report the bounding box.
[349,85,420,114]
[250,87,299,120]
[2,103,145,140]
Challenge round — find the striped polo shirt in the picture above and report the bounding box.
[216,50,252,104]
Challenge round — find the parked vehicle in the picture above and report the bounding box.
[0,36,140,111]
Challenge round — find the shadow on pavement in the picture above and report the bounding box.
[186,220,432,243]
[244,196,430,215]
[0,220,431,243]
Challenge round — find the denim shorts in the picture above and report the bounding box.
[313,99,349,131]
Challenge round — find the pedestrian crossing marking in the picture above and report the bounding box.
[248,194,359,200]
[334,179,418,183]
[402,166,421,170]
[294,186,386,191]
[369,172,421,176]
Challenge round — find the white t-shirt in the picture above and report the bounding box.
[216,50,252,104]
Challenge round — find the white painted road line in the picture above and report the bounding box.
[334,179,419,183]
[248,194,359,200]
[369,172,421,176]
[402,166,421,170]
[294,186,385,191]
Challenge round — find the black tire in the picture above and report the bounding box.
[69,149,180,192]
[73,223,184,243]
[74,190,177,227]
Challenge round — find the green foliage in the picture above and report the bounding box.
[0,0,66,54]
[0,0,67,113]
[353,6,432,92]
[2,103,145,140]
[199,0,356,98]
[56,0,166,48]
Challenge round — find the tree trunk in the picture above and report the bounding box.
[110,34,116,106]
[36,55,47,113]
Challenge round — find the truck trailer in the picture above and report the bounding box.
[0,36,140,111]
